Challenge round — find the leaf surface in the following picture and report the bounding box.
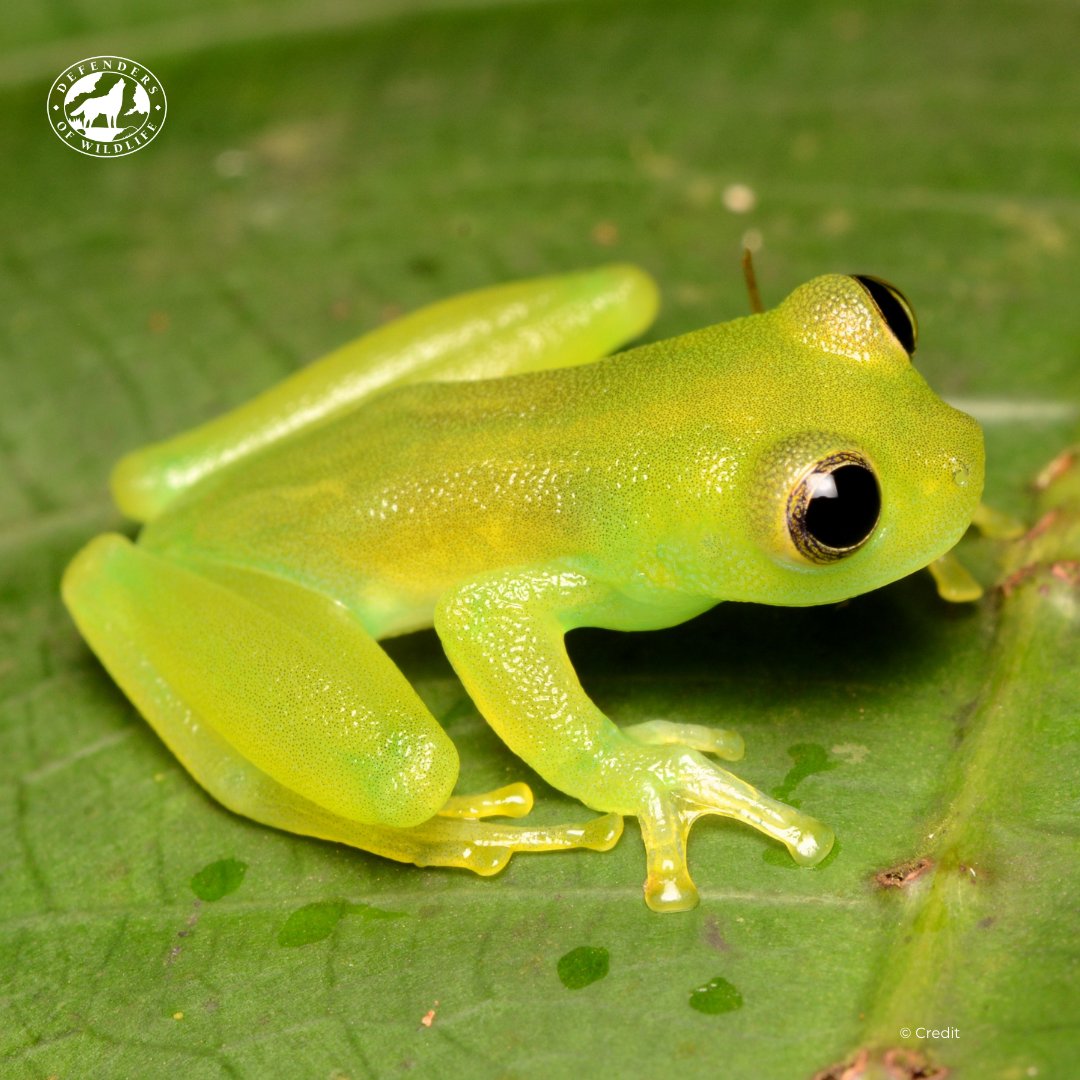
[2,2,1078,1077]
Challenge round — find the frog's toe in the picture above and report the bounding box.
[784,816,835,866]
[684,753,834,862]
[928,552,984,603]
[638,792,700,912]
[438,782,534,820]
[622,719,744,761]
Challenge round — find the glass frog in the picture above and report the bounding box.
[62,264,985,912]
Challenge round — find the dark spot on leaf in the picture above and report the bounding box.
[811,1047,869,1080]
[407,254,442,277]
[1000,562,1038,597]
[875,857,934,889]
[277,899,406,947]
[702,914,730,952]
[190,858,247,901]
[556,945,609,989]
[883,1046,951,1079]
[165,901,203,966]
[771,742,839,803]
[813,1047,949,1080]
[688,975,743,1015]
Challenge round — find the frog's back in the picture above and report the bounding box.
[137,346,684,634]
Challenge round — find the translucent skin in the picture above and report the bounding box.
[62,265,984,911]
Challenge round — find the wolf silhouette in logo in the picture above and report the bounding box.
[70,78,126,130]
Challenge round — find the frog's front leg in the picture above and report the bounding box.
[435,566,834,912]
[928,503,1028,601]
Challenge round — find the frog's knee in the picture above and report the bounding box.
[359,726,460,828]
[62,532,135,614]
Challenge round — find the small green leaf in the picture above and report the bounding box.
[556,946,610,990]
[189,857,247,901]
[278,900,353,947]
[277,900,406,947]
[688,976,744,1016]
[770,742,839,803]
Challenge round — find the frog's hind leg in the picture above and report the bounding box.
[62,534,621,873]
[114,265,659,522]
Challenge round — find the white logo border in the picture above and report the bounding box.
[47,55,167,159]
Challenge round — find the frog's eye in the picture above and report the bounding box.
[852,275,917,357]
[787,452,880,562]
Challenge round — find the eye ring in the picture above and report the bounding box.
[852,275,918,356]
[787,452,881,562]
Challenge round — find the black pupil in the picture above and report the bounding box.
[804,464,880,549]
[854,275,916,355]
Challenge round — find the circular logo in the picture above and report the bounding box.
[47,56,166,157]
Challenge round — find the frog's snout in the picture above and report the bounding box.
[935,408,985,512]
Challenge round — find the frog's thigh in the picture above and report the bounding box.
[62,534,458,829]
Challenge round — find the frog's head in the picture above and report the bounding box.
[733,273,984,606]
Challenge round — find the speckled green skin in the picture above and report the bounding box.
[62,266,983,911]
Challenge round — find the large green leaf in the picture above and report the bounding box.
[2,2,1078,1077]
